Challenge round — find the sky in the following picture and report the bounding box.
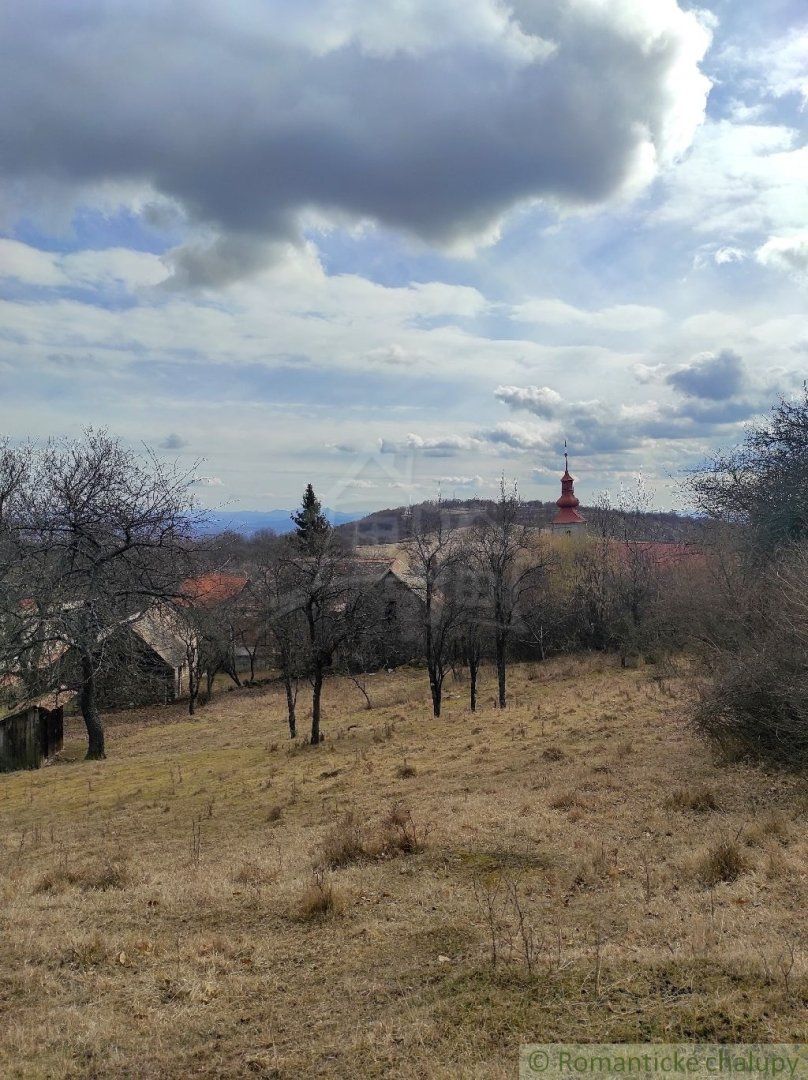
[0,0,806,514]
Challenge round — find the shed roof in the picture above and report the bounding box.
[2,688,77,722]
[127,607,188,669]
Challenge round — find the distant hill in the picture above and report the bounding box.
[197,499,698,544]
[336,498,698,546]
[197,508,366,537]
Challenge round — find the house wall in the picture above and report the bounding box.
[373,573,424,666]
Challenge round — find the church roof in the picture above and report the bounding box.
[551,451,585,526]
[552,505,586,525]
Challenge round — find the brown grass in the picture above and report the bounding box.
[33,857,129,895]
[0,657,806,1078]
[695,839,750,886]
[293,869,346,921]
[318,808,368,868]
[666,784,719,812]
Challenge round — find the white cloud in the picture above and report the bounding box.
[494,384,562,417]
[714,246,746,265]
[478,422,549,451]
[751,29,808,106]
[0,239,64,287]
[438,474,484,487]
[655,120,808,239]
[632,363,665,385]
[62,248,169,290]
[755,232,808,280]
[0,239,168,290]
[510,298,667,332]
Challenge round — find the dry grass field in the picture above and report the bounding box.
[1,657,806,1078]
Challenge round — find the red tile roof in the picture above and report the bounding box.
[181,573,248,605]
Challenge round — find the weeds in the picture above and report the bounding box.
[34,858,129,895]
[316,803,429,867]
[746,812,790,847]
[294,869,345,921]
[549,789,590,812]
[471,872,540,975]
[667,785,719,812]
[696,838,749,886]
[377,802,429,856]
[318,809,367,868]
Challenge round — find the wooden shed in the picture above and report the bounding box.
[0,691,74,773]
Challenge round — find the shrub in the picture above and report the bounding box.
[666,785,719,812]
[377,802,428,856]
[694,646,808,769]
[294,870,344,921]
[34,859,129,895]
[317,809,367,868]
[315,804,429,868]
[692,545,808,770]
[696,839,749,886]
[59,933,110,969]
[549,789,591,812]
[745,812,790,847]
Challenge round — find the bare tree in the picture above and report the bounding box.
[449,551,486,711]
[610,476,663,665]
[0,430,197,759]
[572,488,617,651]
[471,479,539,708]
[571,478,663,662]
[513,540,560,660]
[401,498,461,718]
[253,535,307,738]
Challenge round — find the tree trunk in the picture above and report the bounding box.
[310,665,324,745]
[283,665,297,738]
[495,631,507,708]
[187,645,198,716]
[428,665,442,718]
[79,652,105,760]
[469,656,478,712]
[188,666,199,716]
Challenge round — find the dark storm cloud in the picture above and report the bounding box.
[666,349,746,400]
[159,432,187,450]
[489,375,763,457]
[0,2,710,282]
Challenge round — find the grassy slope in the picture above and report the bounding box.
[0,658,806,1079]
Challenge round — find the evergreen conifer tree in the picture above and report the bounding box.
[292,484,330,547]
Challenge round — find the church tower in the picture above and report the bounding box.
[550,447,586,537]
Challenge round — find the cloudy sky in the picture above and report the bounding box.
[0,1,806,513]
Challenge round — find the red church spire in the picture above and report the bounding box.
[551,443,585,529]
